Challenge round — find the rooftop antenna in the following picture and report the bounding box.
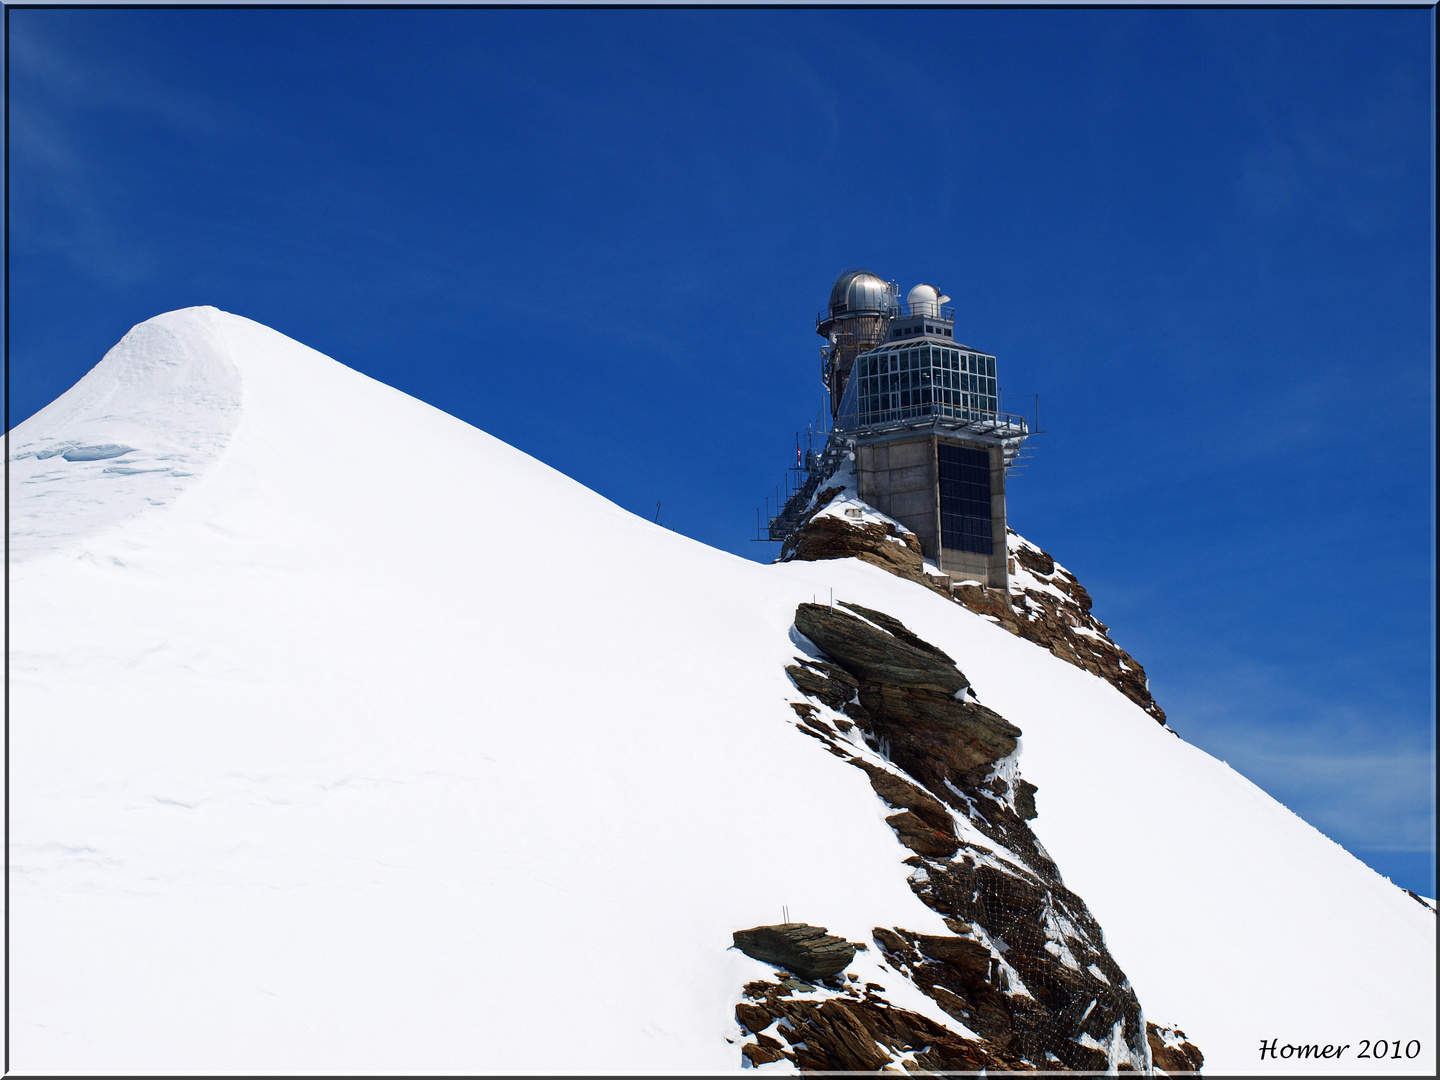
[653,500,661,524]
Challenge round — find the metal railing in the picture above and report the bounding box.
[816,301,956,328]
[816,306,893,330]
[837,404,1028,438]
[893,301,955,321]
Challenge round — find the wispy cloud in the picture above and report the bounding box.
[8,103,156,285]
[10,23,225,136]
[7,17,233,284]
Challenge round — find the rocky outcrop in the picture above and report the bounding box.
[780,497,1169,726]
[1404,888,1436,911]
[795,601,968,695]
[763,599,1177,1072]
[779,488,953,598]
[795,602,1020,790]
[735,976,1022,1072]
[850,757,961,858]
[952,531,1168,726]
[1148,1021,1205,1074]
[732,924,856,982]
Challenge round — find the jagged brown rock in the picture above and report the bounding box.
[780,501,1168,724]
[955,532,1168,725]
[780,507,953,598]
[858,682,1021,791]
[1014,778,1039,821]
[734,1001,772,1034]
[739,1039,784,1066]
[1148,1021,1205,1074]
[796,601,1020,797]
[784,657,859,713]
[736,977,1021,1072]
[837,600,955,659]
[769,599,1173,1072]
[732,923,856,981]
[914,932,991,969]
[795,602,969,696]
[851,758,954,835]
[884,809,960,857]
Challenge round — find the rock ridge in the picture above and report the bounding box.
[780,501,1169,726]
[748,599,1186,1072]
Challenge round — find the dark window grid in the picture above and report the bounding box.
[938,445,990,467]
[938,443,993,555]
[941,520,993,555]
[940,470,990,487]
[942,504,991,521]
[939,465,989,481]
[939,484,989,497]
[942,515,993,537]
[853,358,999,424]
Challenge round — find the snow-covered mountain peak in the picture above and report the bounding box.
[9,310,1434,1074]
[8,307,248,562]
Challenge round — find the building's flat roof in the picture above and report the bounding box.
[865,336,992,355]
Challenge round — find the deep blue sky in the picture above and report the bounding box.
[7,8,1434,894]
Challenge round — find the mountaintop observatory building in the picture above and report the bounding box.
[772,269,1029,591]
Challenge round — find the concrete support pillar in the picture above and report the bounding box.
[987,444,1009,592]
[855,437,940,560]
[854,431,1010,592]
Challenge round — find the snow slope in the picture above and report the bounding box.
[9,308,1434,1074]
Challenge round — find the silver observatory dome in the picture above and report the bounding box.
[827,269,894,318]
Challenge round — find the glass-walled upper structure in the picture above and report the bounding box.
[835,337,999,431]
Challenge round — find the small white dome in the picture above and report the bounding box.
[907,284,940,317]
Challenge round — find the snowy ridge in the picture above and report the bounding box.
[9,308,1435,1074]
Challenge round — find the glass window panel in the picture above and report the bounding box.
[937,444,992,555]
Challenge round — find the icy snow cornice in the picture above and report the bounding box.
[8,308,243,563]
